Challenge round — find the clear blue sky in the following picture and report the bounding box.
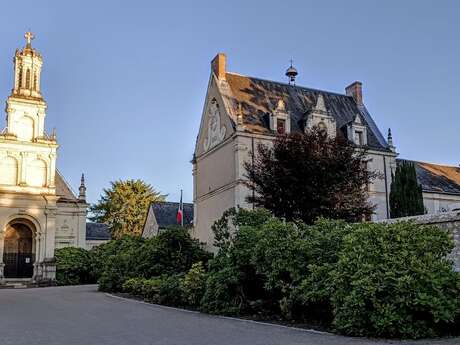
[0,1,458,203]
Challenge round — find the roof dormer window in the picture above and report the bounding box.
[277,119,286,134]
[270,99,290,134]
[347,113,368,146]
[305,94,336,138]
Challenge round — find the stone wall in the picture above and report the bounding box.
[383,211,460,271]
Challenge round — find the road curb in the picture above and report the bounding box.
[105,292,331,336]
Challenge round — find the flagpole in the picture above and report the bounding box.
[180,189,184,227]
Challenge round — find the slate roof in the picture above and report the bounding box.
[86,222,111,241]
[222,72,390,152]
[398,159,460,195]
[55,170,79,202]
[151,201,194,228]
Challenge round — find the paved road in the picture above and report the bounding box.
[0,285,458,345]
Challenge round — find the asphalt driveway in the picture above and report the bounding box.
[0,285,457,345]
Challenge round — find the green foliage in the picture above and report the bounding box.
[200,263,241,315]
[136,228,212,278]
[98,209,460,339]
[202,209,460,338]
[96,229,211,293]
[55,247,94,285]
[96,235,145,292]
[331,221,460,338]
[285,219,354,322]
[244,129,376,224]
[122,277,145,295]
[181,262,207,307]
[122,275,185,305]
[89,179,166,238]
[390,161,425,218]
[211,207,272,250]
[157,274,185,306]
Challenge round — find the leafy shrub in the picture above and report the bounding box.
[201,264,241,315]
[96,235,144,292]
[158,274,185,306]
[96,229,211,293]
[135,227,212,278]
[98,208,460,339]
[122,277,144,295]
[122,275,185,305]
[331,221,460,338]
[181,262,207,307]
[289,219,354,323]
[55,247,94,285]
[141,278,162,301]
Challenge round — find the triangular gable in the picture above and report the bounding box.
[194,74,235,157]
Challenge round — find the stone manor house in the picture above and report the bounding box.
[192,53,460,248]
[0,34,108,285]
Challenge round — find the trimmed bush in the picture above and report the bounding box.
[55,247,94,285]
[96,229,211,293]
[331,221,460,338]
[181,262,207,307]
[96,235,144,292]
[135,227,212,278]
[121,275,185,306]
[95,209,460,339]
[122,277,144,295]
[158,274,184,306]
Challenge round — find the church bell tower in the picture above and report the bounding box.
[5,31,51,142]
[0,32,57,193]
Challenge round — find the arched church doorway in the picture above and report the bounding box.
[3,221,35,278]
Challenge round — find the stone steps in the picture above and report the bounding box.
[0,279,36,289]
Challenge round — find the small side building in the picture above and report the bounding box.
[398,159,460,213]
[85,222,111,249]
[142,202,193,238]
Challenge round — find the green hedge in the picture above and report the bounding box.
[201,209,460,338]
[121,263,207,308]
[56,210,460,339]
[55,247,95,285]
[332,221,460,338]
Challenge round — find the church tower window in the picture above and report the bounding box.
[25,68,31,89]
[26,159,47,187]
[0,156,18,185]
[33,73,37,90]
[18,67,23,88]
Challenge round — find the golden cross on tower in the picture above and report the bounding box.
[24,31,35,45]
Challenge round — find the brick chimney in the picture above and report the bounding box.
[345,81,363,106]
[211,53,226,80]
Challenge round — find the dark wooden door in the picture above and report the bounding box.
[3,224,34,278]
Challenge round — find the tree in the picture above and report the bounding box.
[389,160,425,218]
[89,179,166,238]
[244,129,375,224]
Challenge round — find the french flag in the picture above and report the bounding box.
[177,190,183,226]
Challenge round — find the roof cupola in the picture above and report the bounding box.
[285,59,298,85]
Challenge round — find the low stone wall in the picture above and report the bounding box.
[382,211,460,271]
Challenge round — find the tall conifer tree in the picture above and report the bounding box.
[389,161,425,218]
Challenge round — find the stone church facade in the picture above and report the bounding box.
[0,33,87,284]
[192,54,398,248]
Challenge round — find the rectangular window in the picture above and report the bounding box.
[277,119,286,134]
[355,130,364,145]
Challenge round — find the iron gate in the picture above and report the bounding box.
[3,253,34,278]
